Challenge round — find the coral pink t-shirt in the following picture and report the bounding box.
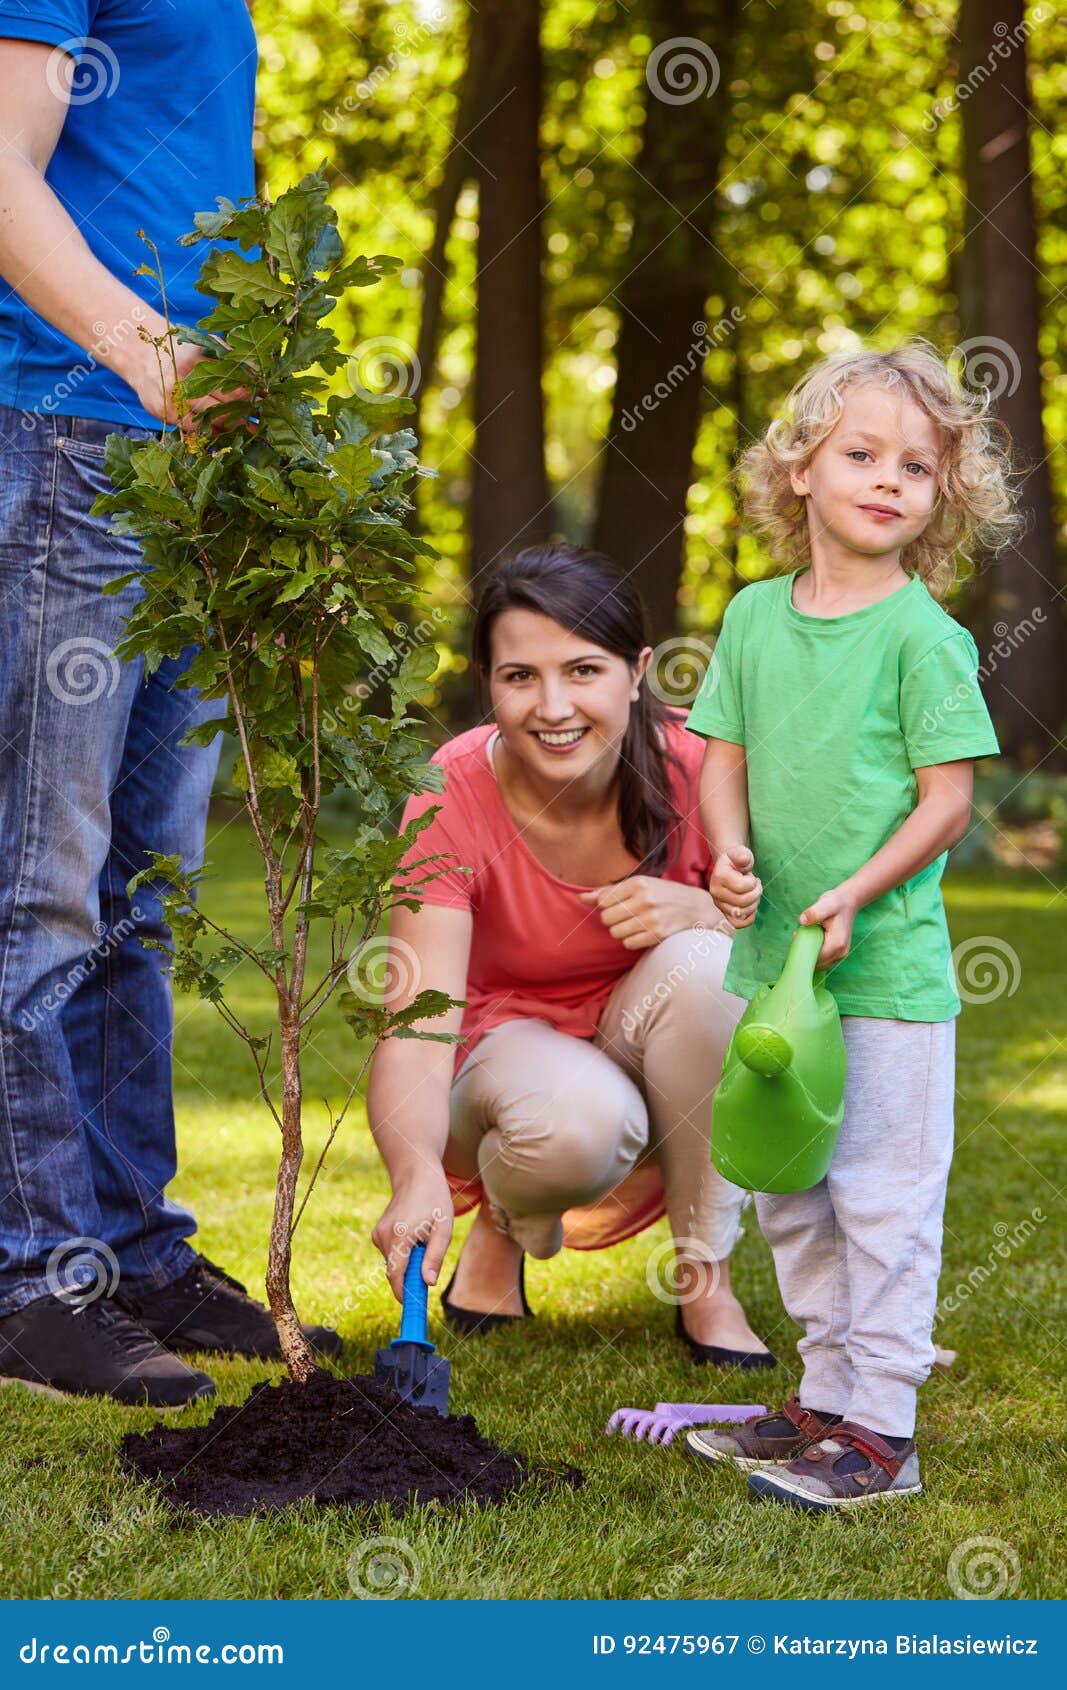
[391,711,716,1250]
[393,710,713,1078]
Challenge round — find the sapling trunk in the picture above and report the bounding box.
[267,1009,316,1382]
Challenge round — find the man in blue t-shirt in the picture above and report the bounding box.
[0,3,339,1405]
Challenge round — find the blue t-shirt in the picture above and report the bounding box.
[0,0,257,428]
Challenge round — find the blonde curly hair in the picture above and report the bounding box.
[739,340,1021,599]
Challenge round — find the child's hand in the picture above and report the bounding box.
[709,844,762,929]
[799,886,857,967]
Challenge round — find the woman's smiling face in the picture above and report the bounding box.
[487,607,650,779]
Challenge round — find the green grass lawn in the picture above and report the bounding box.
[2,804,1064,1600]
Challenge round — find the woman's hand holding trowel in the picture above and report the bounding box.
[372,1170,455,1302]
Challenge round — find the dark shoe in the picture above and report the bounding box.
[675,1304,777,1370]
[441,1253,533,1335]
[114,1254,342,1361]
[685,1396,840,1471]
[0,1294,215,1408]
[748,1422,921,1510]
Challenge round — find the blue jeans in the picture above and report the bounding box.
[0,400,225,1315]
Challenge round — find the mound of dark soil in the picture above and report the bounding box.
[121,1369,582,1519]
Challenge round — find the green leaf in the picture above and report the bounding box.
[274,570,320,604]
[196,249,291,307]
[130,442,174,492]
[390,640,440,713]
[328,441,377,502]
[244,463,298,510]
[263,168,337,279]
[329,254,402,289]
[175,325,226,357]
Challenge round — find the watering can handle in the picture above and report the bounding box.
[791,922,829,989]
[394,1241,433,1350]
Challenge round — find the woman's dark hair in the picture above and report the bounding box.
[470,541,686,878]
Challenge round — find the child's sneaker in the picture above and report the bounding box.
[747,1421,921,1510]
[684,1396,840,1471]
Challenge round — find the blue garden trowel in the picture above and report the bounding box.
[373,1243,451,1415]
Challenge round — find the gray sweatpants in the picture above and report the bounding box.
[755,1016,956,1439]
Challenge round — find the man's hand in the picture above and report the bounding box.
[371,1171,455,1303]
[799,886,857,967]
[709,843,762,929]
[577,876,711,949]
[121,330,252,437]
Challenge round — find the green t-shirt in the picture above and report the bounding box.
[686,568,1000,1020]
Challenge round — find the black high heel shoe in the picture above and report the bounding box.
[675,1303,777,1370]
[441,1253,533,1335]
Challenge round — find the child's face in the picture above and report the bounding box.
[789,383,942,564]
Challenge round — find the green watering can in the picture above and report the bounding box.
[711,924,847,1193]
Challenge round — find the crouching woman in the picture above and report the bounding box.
[366,543,774,1368]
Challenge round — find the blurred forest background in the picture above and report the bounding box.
[243,0,1067,805]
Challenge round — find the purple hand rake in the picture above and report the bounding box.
[605,1402,766,1446]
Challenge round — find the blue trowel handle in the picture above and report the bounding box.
[392,1242,433,1352]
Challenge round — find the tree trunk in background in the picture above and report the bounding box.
[470,0,549,586]
[409,7,489,458]
[958,0,1066,764]
[594,2,737,643]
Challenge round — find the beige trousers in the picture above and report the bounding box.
[446,925,750,1260]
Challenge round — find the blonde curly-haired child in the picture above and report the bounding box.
[685,341,1019,1510]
